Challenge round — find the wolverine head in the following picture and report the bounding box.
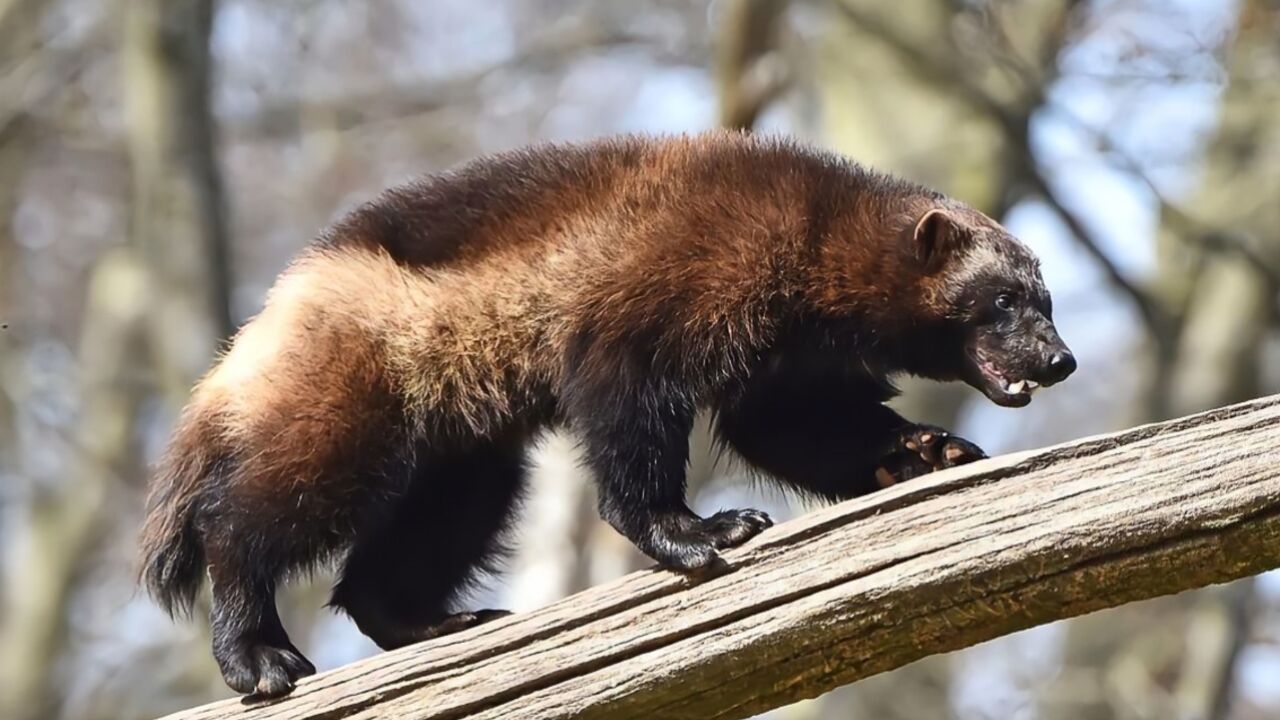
[907,203,1076,407]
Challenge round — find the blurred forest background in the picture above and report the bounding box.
[1,0,1278,718]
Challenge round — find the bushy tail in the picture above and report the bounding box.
[137,412,219,616]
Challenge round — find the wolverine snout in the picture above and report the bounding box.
[1040,347,1076,385]
[964,320,1075,407]
[1030,326,1075,386]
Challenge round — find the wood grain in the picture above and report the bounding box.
[160,394,1280,720]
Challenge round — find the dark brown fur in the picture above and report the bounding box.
[139,131,1073,697]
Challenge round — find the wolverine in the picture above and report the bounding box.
[139,131,1075,697]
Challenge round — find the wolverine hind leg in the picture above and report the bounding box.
[194,450,395,697]
[330,435,527,649]
[197,505,319,698]
[191,348,407,695]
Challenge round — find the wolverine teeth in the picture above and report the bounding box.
[1026,380,1040,389]
[1007,380,1027,394]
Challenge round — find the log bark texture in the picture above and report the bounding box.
[161,394,1280,720]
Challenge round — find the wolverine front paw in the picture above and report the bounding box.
[875,425,986,488]
[217,639,316,699]
[645,508,774,572]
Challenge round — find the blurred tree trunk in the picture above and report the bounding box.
[0,119,26,480]
[509,434,603,606]
[715,0,787,130]
[0,73,38,720]
[0,0,46,485]
[0,6,73,719]
[1042,3,1279,719]
[125,0,231,391]
[0,2,230,717]
[117,0,236,711]
[1163,0,1279,420]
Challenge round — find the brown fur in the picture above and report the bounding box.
[138,131,1066,697]
[174,132,941,476]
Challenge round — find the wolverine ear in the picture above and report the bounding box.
[912,208,968,274]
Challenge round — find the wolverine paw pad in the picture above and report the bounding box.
[901,426,986,469]
[876,426,987,487]
[221,642,316,699]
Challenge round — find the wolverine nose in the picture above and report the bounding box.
[1045,350,1076,384]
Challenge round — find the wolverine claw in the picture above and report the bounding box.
[876,425,987,487]
[416,609,513,640]
[224,642,315,701]
[936,435,985,468]
[900,424,985,469]
[701,508,773,549]
[643,508,772,574]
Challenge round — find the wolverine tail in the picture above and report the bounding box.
[137,409,220,616]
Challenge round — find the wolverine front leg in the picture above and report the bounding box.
[565,375,772,572]
[716,375,986,499]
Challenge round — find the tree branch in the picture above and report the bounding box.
[161,394,1280,720]
[225,30,687,140]
[1047,106,1280,294]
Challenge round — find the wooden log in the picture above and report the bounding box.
[162,394,1280,720]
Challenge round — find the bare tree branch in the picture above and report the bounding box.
[1048,107,1280,293]
[159,394,1280,720]
[226,30,693,140]
[1012,153,1166,332]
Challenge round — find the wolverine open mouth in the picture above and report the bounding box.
[967,351,1039,408]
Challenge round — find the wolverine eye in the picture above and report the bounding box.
[994,293,1015,311]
